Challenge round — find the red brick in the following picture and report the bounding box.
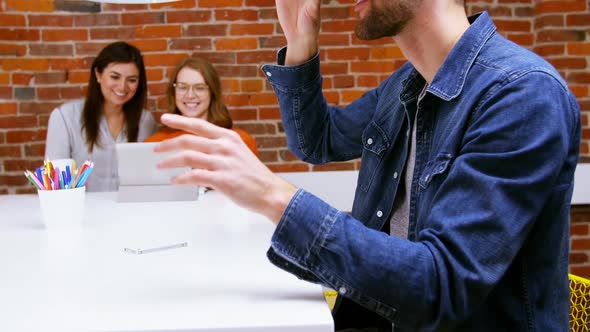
[249,92,278,106]
[28,15,73,27]
[570,266,590,279]
[0,14,26,26]
[0,103,17,115]
[534,15,564,29]
[312,162,356,171]
[569,252,589,264]
[0,29,40,41]
[259,107,280,120]
[136,25,182,38]
[351,61,396,73]
[18,102,60,115]
[230,23,274,35]
[228,107,256,120]
[240,79,263,92]
[215,9,258,21]
[3,159,45,172]
[5,0,54,12]
[533,44,565,56]
[122,12,164,25]
[2,59,50,71]
[535,1,587,14]
[495,19,532,32]
[572,239,590,250]
[151,0,196,9]
[537,30,585,43]
[0,145,21,157]
[42,29,88,42]
[166,10,211,23]
[268,163,310,173]
[0,175,29,186]
[567,14,590,27]
[0,43,27,56]
[258,150,278,163]
[199,0,243,7]
[68,71,90,84]
[90,27,135,40]
[24,143,45,157]
[12,72,34,86]
[143,53,188,67]
[74,14,119,27]
[568,43,590,55]
[327,48,370,61]
[237,50,276,64]
[215,37,258,51]
[34,72,67,85]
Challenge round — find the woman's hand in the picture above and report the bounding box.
[154,114,297,224]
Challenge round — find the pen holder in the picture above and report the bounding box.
[37,186,86,230]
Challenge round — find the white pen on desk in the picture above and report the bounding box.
[124,242,188,255]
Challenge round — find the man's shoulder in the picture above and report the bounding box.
[477,35,564,85]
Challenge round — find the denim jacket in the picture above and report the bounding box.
[262,12,581,331]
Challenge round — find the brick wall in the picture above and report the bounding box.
[0,1,588,272]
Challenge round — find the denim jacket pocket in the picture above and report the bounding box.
[418,153,453,190]
[359,122,390,192]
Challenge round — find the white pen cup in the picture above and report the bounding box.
[37,186,86,230]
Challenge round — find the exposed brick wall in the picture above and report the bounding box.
[571,204,590,278]
[0,1,588,271]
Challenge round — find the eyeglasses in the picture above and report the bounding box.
[173,82,209,96]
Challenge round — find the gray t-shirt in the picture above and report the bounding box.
[45,99,157,192]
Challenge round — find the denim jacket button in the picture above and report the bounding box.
[339,287,347,294]
[265,71,272,77]
[367,138,373,145]
[377,210,383,218]
[393,172,398,179]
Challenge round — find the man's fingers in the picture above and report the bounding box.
[160,113,228,139]
[157,150,216,171]
[154,132,216,155]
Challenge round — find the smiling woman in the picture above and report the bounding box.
[144,57,259,157]
[44,41,157,192]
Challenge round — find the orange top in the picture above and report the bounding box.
[144,127,259,157]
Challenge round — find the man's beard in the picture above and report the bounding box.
[355,0,417,40]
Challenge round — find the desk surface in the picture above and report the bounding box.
[0,192,333,332]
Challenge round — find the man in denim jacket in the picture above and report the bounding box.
[155,0,581,330]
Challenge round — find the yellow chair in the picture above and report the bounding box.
[323,275,590,331]
[570,273,590,331]
[323,288,338,311]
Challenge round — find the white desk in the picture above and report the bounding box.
[573,163,590,205]
[277,171,358,212]
[0,192,333,332]
[279,164,590,207]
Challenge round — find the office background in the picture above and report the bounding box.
[0,0,588,276]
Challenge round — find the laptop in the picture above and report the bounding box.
[115,142,200,202]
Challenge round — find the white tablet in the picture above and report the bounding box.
[115,142,199,202]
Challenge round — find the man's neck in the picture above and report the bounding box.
[394,4,470,83]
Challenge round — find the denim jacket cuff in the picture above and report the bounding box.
[270,188,339,272]
[260,47,321,91]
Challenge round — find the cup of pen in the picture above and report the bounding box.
[24,159,94,230]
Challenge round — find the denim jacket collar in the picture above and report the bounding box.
[401,12,497,103]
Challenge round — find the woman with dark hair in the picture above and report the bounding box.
[144,58,258,156]
[45,41,157,192]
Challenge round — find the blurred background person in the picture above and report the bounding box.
[145,57,258,157]
[45,41,157,192]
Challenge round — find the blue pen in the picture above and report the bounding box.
[65,165,71,186]
[77,167,94,187]
[36,167,43,183]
